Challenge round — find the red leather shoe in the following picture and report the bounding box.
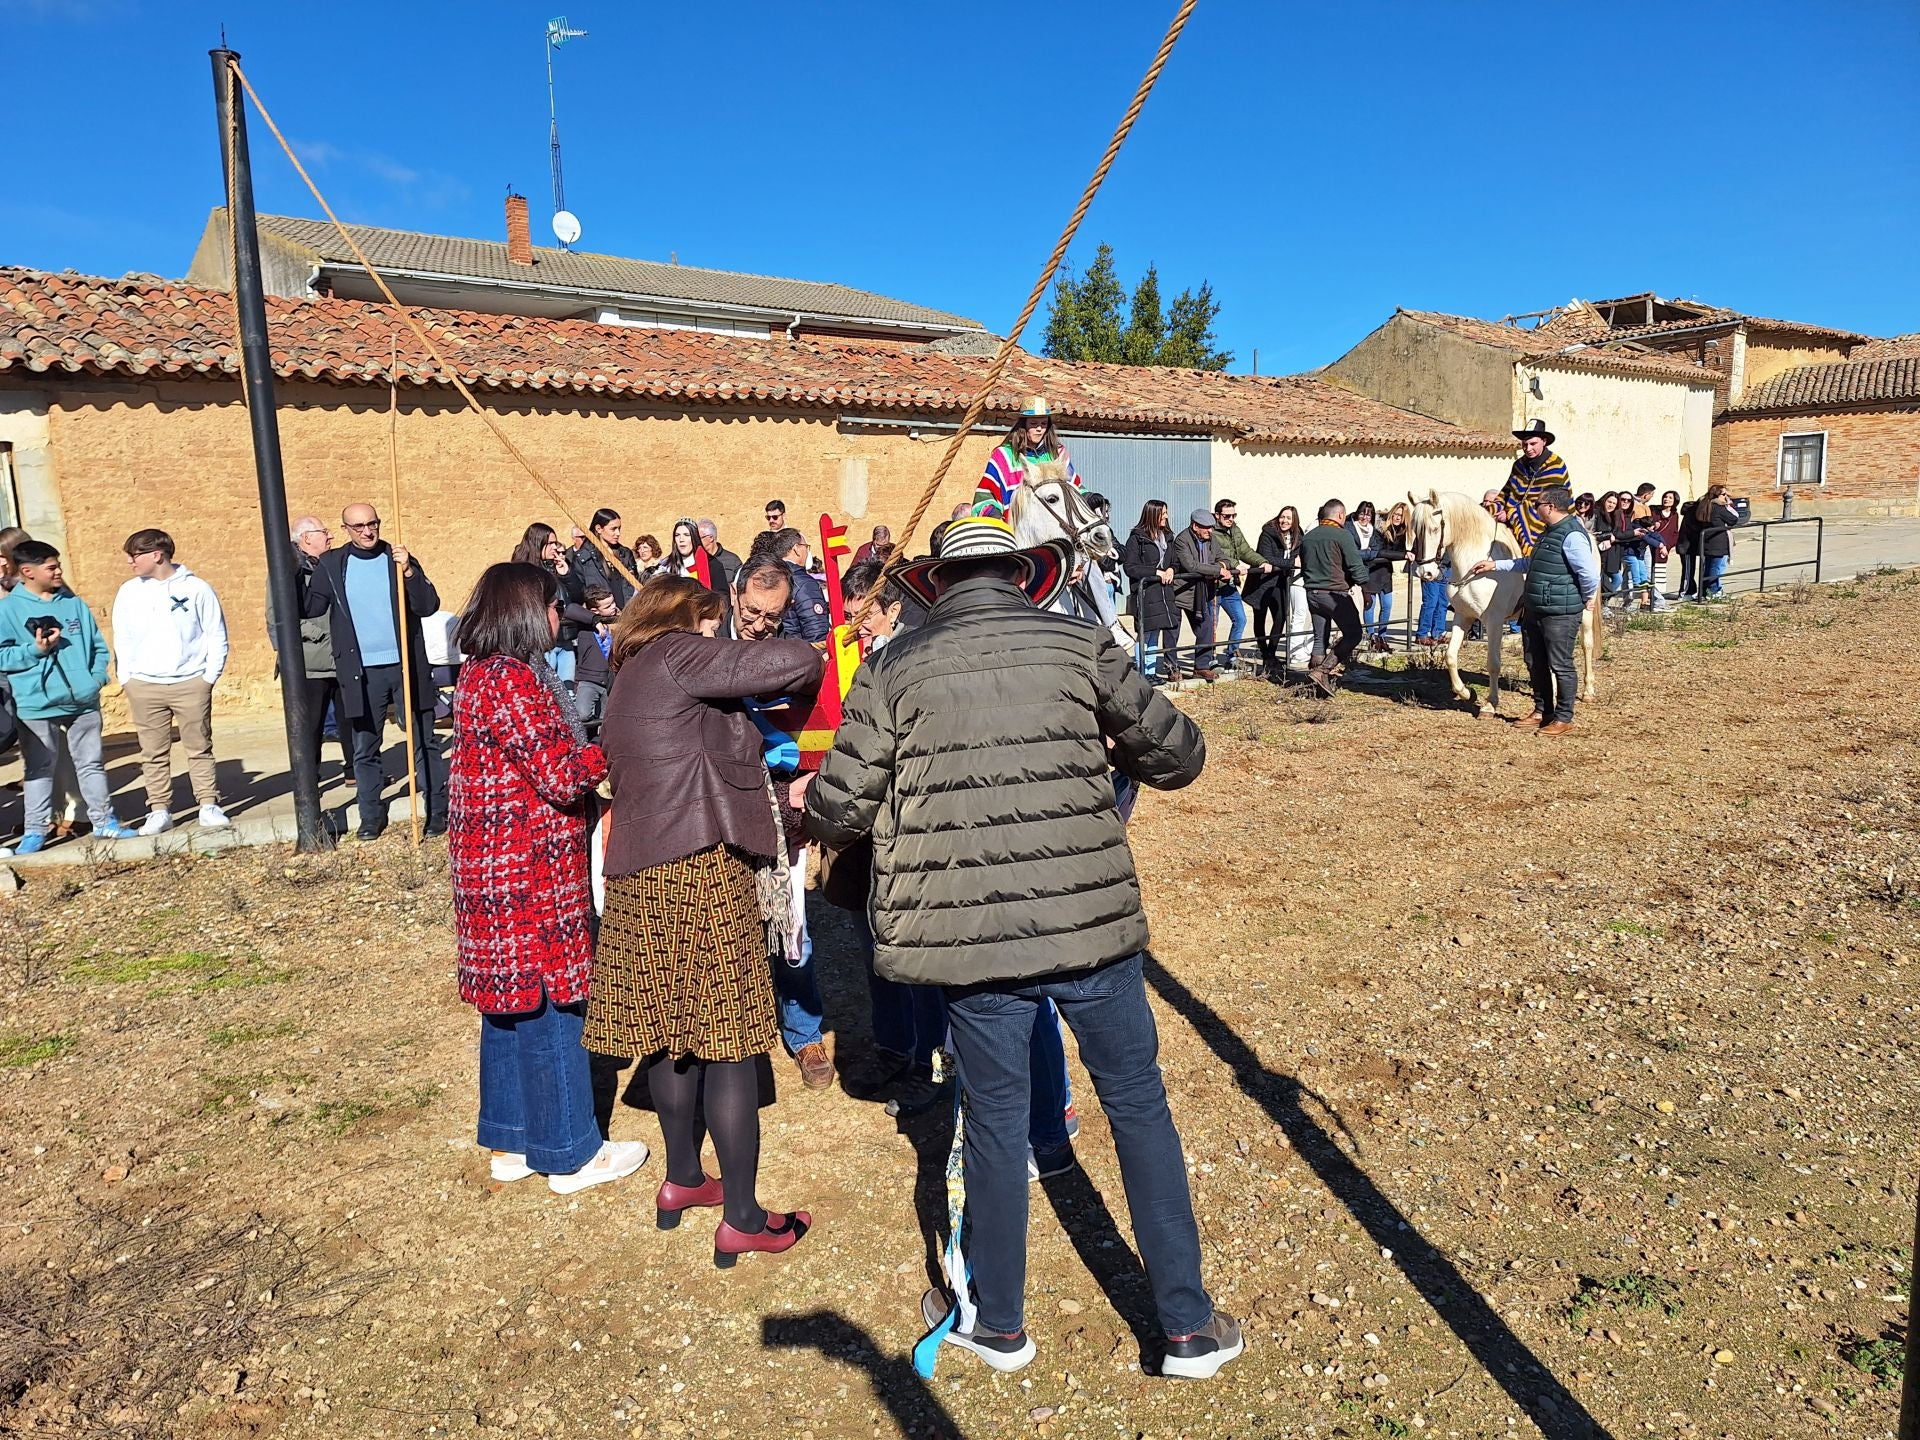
[713,1210,811,1269]
[655,1174,725,1230]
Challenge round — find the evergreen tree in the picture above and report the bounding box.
[1120,264,1164,367]
[1042,245,1231,370]
[1041,243,1125,363]
[1159,282,1233,371]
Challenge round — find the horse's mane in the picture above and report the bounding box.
[1430,491,1517,560]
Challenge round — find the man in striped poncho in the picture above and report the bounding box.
[1500,419,1571,556]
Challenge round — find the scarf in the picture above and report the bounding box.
[531,656,586,745]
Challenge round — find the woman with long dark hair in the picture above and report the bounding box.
[1120,500,1179,684]
[449,562,647,1195]
[972,396,1083,519]
[1693,485,1742,599]
[1646,489,1681,610]
[1594,492,1627,605]
[587,577,824,1266]
[656,518,701,580]
[573,508,640,608]
[1252,505,1304,675]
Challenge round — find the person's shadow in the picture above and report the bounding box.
[1141,950,1614,1439]
[762,1312,967,1439]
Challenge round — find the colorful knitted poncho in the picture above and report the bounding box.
[1500,448,1571,555]
[972,442,1082,518]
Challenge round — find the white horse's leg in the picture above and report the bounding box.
[1581,600,1601,701]
[1445,618,1472,703]
[1485,602,1504,714]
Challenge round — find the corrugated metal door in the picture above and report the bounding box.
[1063,432,1212,533]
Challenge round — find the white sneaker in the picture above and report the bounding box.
[198,804,231,830]
[489,1151,535,1183]
[139,810,174,837]
[547,1139,649,1195]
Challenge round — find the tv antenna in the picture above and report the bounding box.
[545,15,587,248]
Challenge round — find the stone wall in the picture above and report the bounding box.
[6,375,999,703]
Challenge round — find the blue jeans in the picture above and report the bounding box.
[1701,554,1729,596]
[775,925,825,1052]
[1364,591,1394,638]
[476,990,602,1175]
[1136,627,1177,684]
[1625,551,1650,591]
[854,909,947,1068]
[944,953,1211,1338]
[1417,570,1451,639]
[1216,591,1248,660]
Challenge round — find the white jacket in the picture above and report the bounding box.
[112,564,228,685]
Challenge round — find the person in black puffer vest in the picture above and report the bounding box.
[1467,484,1599,734]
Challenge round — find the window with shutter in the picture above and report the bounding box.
[1778,432,1825,487]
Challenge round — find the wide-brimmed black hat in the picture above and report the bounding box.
[1513,418,1556,445]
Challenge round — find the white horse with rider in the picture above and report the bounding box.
[1406,488,1599,714]
[1008,460,1128,647]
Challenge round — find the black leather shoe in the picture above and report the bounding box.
[423,819,448,839]
[356,824,384,842]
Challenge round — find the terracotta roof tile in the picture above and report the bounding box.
[1728,355,1920,414]
[0,269,1513,453]
[1851,332,1920,362]
[1397,309,1723,385]
[235,211,984,332]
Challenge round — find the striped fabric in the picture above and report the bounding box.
[1501,449,1571,555]
[972,442,1082,518]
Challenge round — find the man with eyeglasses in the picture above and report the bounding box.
[300,502,446,839]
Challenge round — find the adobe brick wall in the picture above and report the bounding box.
[26,377,1000,704]
[1716,407,1920,515]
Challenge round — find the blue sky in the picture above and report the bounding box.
[5,0,1916,373]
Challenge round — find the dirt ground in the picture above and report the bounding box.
[1,574,1914,1440]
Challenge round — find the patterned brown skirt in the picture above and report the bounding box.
[585,844,777,1063]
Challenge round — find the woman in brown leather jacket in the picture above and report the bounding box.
[585,577,824,1267]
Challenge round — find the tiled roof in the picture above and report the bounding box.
[1539,295,1870,346]
[235,210,984,332]
[0,269,1513,453]
[1851,332,1920,362]
[1397,309,1723,385]
[1728,356,1920,414]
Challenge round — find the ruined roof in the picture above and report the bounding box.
[0,269,1513,453]
[1396,309,1724,385]
[222,210,985,333]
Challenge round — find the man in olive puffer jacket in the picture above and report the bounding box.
[805,516,1242,1382]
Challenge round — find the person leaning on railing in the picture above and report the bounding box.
[1692,486,1743,601]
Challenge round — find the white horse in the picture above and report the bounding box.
[1009,463,1130,647]
[1406,489,1599,715]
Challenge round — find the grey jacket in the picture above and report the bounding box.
[1167,528,1225,610]
[266,549,336,680]
[804,576,1205,986]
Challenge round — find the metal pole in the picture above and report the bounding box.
[1814,517,1823,585]
[1758,523,1769,592]
[211,48,328,853]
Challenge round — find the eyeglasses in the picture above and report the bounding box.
[297,527,332,539]
[346,519,382,532]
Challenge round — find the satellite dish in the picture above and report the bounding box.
[552,210,582,246]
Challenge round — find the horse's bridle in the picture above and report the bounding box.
[1017,473,1110,553]
[1412,502,1447,572]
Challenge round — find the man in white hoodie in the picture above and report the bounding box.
[112,529,230,833]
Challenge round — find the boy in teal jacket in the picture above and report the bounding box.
[0,541,135,851]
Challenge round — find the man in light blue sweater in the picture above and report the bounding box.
[0,541,137,851]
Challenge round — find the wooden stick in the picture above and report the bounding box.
[389,366,421,847]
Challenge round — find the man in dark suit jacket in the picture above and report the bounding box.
[300,501,445,839]
[1167,509,1231,682]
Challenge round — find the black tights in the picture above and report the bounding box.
[646,1054,765,1231]
[1250,589,1286,662]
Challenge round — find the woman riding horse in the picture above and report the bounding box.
[973,396,1082,519]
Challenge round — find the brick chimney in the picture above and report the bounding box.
[505,192,533,266]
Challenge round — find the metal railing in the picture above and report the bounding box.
[1717,515,1824,593]
[1127,515,1832,682]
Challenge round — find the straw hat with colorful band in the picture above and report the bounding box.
[1019,396,1052,418]
[893,516,1074,612]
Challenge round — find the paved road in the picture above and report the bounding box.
[1722,515,1920,593]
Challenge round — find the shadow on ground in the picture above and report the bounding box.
[1142,950,1614,1440]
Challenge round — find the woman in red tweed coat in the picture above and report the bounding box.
[449,562,649,1196]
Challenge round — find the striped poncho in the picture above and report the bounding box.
[972,442,1081,518]
[1500,449,1571,555]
